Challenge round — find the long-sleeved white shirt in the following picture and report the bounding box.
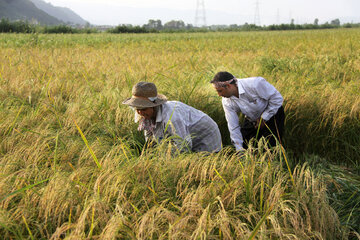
[135,101,222,152]
[222,77,283,150]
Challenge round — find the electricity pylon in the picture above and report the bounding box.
[195,0,207,27]
[254,0,260,26]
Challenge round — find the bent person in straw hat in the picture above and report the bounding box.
[211,71,285,152]
[123,82,222,153]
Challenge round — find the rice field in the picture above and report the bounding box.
[0,29,359,239]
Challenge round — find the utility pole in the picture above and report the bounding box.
[195,0,207,27]
[276,8,280,25]
[254,0,260,26]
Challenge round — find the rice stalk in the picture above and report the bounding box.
[73,119,102,169]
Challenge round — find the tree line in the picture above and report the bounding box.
[0,19,97,33]
[1,18,359,34]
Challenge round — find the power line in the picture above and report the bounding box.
[195,0,206,27]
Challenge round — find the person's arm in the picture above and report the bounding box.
[255,77,283,121]
[223,99,244,151]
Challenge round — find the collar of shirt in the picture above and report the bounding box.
[155,105,163,123]
[222,77,260,121]
[226,78,244,101]
[235,79,245,96]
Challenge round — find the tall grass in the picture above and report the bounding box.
[0,29,359,238]
[0,142,353,239]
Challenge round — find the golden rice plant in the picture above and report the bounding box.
[0,29,359,239]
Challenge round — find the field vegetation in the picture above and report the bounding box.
[1,18,360,34]
[0,29,359,239]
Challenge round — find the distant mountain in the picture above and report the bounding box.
[0,0,62,25]
[30,0,88,25]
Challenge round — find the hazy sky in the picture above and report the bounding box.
[44,0,360,26]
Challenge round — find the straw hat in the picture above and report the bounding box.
[122,82,167,109]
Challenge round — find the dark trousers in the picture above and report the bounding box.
[241,106,285,149]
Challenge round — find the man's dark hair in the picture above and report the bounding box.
[210,71,235,84]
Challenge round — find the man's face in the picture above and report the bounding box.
[136,107,155,120]
[212,84,233,98]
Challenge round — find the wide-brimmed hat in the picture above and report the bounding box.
[122,82,167,109]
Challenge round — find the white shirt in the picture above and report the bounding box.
[135,101,222,152]
[222,77,283,151]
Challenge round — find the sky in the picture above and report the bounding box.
[44,0,360,26]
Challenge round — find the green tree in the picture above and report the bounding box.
[144,19,162,30]
[314,18,319,25]
[164,20,185,29]
[330,18,340,26]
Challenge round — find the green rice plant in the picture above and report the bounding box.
[0,210,24,239]
[304,155,360,237]
[74,119,102,169]
[22,216,34,240]
[1,178,49,202]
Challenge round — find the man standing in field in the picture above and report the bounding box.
[211,71,285,151]
[123,82,222,153]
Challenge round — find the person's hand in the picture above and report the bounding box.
[255,118,266,129]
